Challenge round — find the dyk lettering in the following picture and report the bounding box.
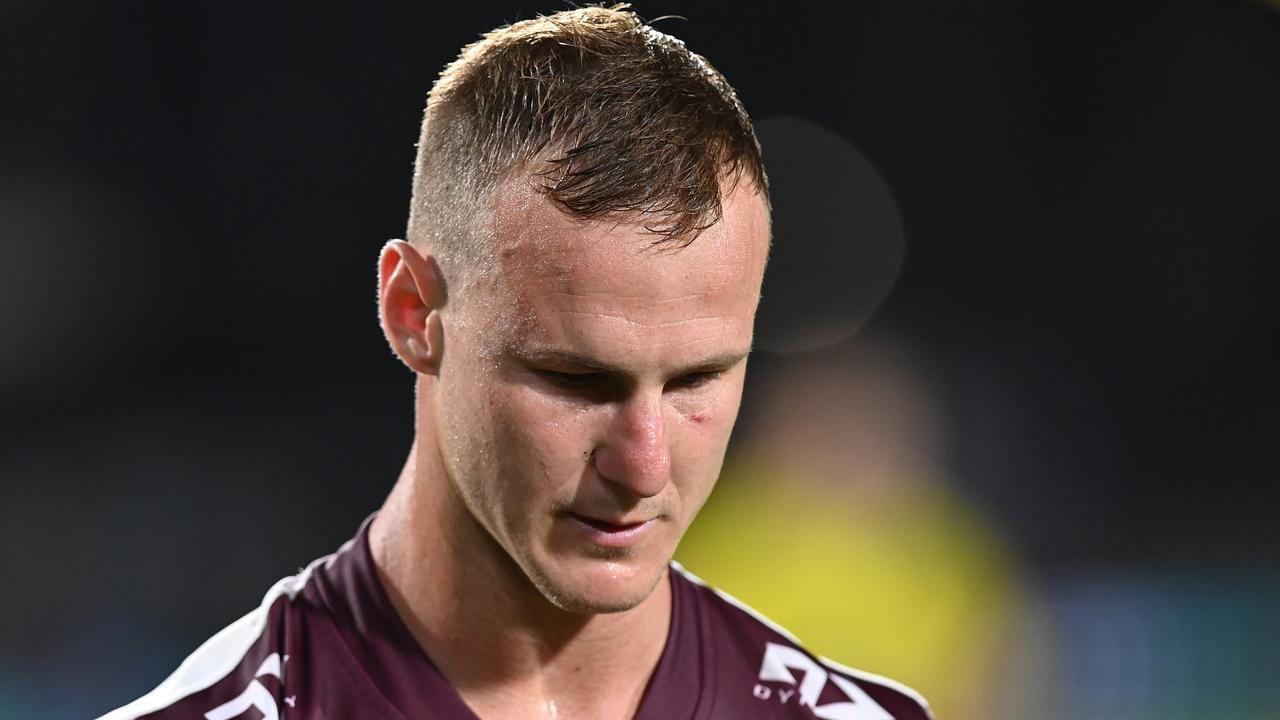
[753,643,893,720]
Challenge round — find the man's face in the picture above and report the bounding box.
[432,175,770,613]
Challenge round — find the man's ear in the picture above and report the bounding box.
[378,239,446,374]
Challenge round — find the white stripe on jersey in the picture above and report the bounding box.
[668,560,934,718]
[97,551,335,720]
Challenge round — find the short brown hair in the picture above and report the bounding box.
[407,4,768,278]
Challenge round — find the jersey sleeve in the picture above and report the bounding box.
[672,561,935,719]
[96,562,321,720]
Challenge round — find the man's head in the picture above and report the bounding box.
[407,4,767,287]
[379,5,770,614]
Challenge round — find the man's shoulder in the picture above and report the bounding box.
[671,562,934,720]
[97,554,331,720]
[99,517,469,720]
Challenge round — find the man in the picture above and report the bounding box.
[101,7,932,719]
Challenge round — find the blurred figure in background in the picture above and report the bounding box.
[678,336,1025,720]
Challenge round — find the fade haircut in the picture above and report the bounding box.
[407,4,768,286]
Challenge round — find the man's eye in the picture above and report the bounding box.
[668,371,719,390]
[539,370,602,389]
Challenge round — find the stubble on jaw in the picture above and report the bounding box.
[440,459,658,616]
[528,556,668,616]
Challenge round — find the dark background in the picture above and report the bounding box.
[2,1,1277,717]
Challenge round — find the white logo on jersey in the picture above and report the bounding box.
[754,642,893,720]
[205,653,284,720]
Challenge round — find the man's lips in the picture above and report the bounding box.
[565,512,657,547]
[573,514,645,531]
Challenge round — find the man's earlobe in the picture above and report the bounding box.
[378,240,446,374]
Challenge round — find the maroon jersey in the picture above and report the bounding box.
[100,517,932,719]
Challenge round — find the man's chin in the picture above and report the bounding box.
[530,558,667,615]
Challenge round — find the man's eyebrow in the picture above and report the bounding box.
[506,346,751,377]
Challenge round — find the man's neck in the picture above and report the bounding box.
[369,440,672,720]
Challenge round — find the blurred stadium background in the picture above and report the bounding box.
[2,2,1277,718]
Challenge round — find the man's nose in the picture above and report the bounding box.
[592,392,671,498]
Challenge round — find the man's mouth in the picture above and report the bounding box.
[565,512,656,547]
[573,515,644,532]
